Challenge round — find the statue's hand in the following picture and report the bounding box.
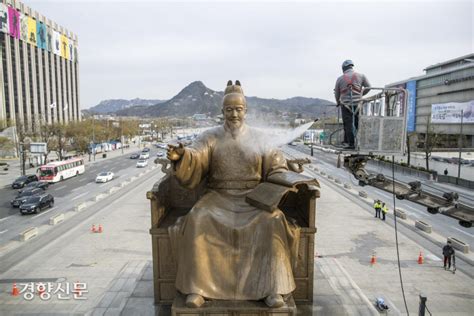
[167,143,185,161]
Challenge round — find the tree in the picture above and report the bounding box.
[423,118,442,171]
[405,131,417,166]
[0,136,13,151]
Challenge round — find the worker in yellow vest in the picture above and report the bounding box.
[381,203,388,221]
[373,200,381,218]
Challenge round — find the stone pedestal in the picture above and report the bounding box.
[171,294,297,316]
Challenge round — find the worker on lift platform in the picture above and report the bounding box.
[334,60,371,149]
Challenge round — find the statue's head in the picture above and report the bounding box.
[222,80,246,130]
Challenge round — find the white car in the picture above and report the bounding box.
[139,153,150,159]
[136,159,148,168]
[95,171,114,183]
[156,152,165,157]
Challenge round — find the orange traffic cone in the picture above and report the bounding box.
[11,283,19,296]
[370,252,376,265]
[98,224,103,233]
[91,224,96,233]
[418,251,424,264]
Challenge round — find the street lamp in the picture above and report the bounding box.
[121,119,124,154]
[456,109,464,185]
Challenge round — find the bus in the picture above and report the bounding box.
[38,158,85,183]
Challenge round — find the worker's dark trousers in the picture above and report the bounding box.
[341,105,359,146]
[382,212,386,221]
[375,208,381,218]
[444,255,452,268]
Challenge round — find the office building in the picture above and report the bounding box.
[0,0,80,133]
[387,54,474,148]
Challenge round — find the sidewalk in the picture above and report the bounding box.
[0,162,472,315]
[312,170,473,315]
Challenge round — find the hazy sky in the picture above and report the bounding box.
[23,0,473,109]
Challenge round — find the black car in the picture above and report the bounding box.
[11,188,43,207]
[18,181,49,193]
[130,153,140,159]
[19,194,54,215]
[11,175,38,189]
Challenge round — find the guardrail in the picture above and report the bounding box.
[20,227,38,241]
[394,208,407,220]
[437,175,474,189]
[415,220,432,233]
[49,213,64,225]
[448,237,469,254]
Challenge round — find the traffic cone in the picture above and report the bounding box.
[98,224,103,233]
[418,251,424,264]
[11,283,19,296]
[370,252,376,265]
[91,224,96,233]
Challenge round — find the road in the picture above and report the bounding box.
[284,144,474,250]
[0,146,166,254]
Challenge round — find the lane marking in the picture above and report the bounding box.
[0,230,8,234]
[71,192,89,201]
[31,207,57,219]
[78,178,88,182]
[53,185,67,191]
[453,227,474,238]
[0,215,14,223]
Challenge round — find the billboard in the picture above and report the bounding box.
[406,80,417,132]
[431,101,474,124]
[20,13,28,42]
[52,30,61,55]
[0,4,8,33]
[60,34,69,59]
[8,7,19,39]
[46,25,52,52]
[37,22,47,49]
[27,16,37,46]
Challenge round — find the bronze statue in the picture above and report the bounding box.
[167,80,301,309]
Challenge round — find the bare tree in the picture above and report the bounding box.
[423,118,442,171]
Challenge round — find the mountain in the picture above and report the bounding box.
[88,98,166,114]
[114,81,336,118]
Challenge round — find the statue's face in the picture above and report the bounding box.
[223,103,246,129]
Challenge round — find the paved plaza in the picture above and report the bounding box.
[0,161,473,315]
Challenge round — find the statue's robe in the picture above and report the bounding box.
[169,124,300,300]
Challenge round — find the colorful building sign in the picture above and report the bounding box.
[8,7,20,39]
[406,80,417,132]
[27,16,37,46]
[37,22,47,49]
[0,4,9,33]
[0,4,76,62]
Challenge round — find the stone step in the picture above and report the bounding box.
[172,293,296,316]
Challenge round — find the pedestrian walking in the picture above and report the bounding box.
[443,241,455,270]
[444,168,448,176]
[373,200,381,218]
[381,203,388,221]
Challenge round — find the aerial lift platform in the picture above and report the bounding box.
[328,87,473,228]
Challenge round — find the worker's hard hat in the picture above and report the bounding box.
[342,60,354,70]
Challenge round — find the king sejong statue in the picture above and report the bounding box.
[167,80,301,309]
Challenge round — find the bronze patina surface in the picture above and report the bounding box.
[166,81,304,308]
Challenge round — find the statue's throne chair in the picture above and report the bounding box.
[147,159,320,315]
